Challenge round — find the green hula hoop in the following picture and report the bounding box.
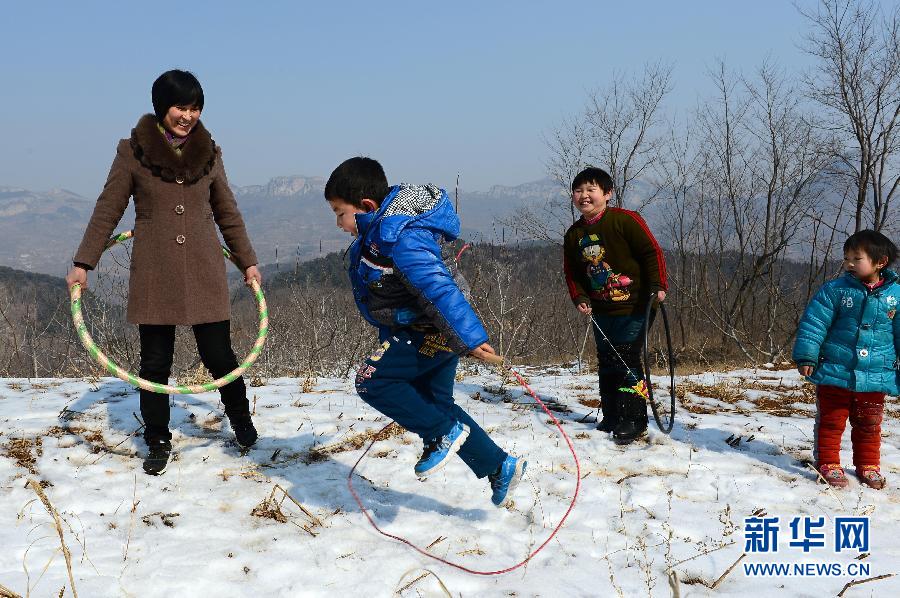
[69,230,269,394]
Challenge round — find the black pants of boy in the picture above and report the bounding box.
[138,320,249,442]
[592,313,647,398]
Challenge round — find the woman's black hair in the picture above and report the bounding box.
[151,70,204,121]
[844,229,899,267]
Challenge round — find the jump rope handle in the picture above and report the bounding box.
[480,353,506,366]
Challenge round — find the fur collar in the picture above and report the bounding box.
[130,114,217,184]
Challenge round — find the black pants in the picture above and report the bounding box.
[139,320,249,442]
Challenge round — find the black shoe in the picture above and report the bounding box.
[613,393,648,445]
[228,413,258,448]
[143,438,172,476]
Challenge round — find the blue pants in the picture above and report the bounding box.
[355,329,506,478]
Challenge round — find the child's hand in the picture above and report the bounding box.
[577,302,592,315]
[798,365,814,377]
[469,343,501,364]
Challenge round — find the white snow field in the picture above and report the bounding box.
[1,366,898,597]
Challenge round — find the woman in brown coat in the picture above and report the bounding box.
[66,70,261,475]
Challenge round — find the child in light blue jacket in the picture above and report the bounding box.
[793,230,900,489]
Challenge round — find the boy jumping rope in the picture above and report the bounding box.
[563,167,668,444]
[793,230,899,489]
[324,157,527,507]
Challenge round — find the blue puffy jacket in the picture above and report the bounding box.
[792,269,900,394]
[347,184,489,354]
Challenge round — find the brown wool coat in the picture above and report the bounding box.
[74,114,258,325]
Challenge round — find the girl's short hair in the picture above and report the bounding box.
[151,70,204,121]
[844,229,899,267]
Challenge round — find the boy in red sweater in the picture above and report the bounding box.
[563,167,668,443]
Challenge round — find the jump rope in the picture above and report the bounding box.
[346,359,581,576]
[342,306,663,575]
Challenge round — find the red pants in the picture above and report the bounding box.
[814,385,885,468]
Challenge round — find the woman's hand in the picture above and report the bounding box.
[577,302,592,315]
[469,342,500,363]
[66,266,88,290]
[798,365,814,377]
[656,290,667,302]
[244,265,262,288]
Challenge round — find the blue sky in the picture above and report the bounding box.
[1,1,826,195]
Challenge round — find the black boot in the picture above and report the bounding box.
[596,386,619,432]
[613,392,648,445]
[596,401,618,432]
[143,437,172,476]
[595,369,621,432]
[227,412,258,448]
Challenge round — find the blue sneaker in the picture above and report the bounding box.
[414,421,470,479]
[489,455,527,507]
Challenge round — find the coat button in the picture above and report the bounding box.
[861,323,871,329]
[859,349,869,357]
[176,235,186,245]
[175,176,185,184]
[174,205,185,215]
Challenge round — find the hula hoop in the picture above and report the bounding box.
[643,298,676,433]
[69,230,269,394]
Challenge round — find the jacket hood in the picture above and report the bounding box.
[355,184,460,243]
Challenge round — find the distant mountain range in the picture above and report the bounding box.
[0,177,566,275]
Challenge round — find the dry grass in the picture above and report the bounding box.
[250,485,323,536]
[676,379,815,418]
[303,422,407,463]
[679,382,748,404]
[3,437,42,474]
[27,480,78,598]
[176,364,213,387]
[141,512,180,528]
[754,397,803,417]
[251,495,289,523]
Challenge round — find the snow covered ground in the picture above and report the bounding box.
[1,365,898,597]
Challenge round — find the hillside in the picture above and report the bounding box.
[1,367,898,596]
[0,177,560,275]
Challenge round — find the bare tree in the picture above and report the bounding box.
[800,0,900,232]
[582,62,673,209]
[658,60,833,362]
[532,62,674,243]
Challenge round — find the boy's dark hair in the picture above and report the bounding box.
[324,157,390,208]
[151,70,205,121]
[844,229,898,267]
[571,167,614,193]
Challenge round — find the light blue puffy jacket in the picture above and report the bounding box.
[347,184,488,354]
[792,269,900,394]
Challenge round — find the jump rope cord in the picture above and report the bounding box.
[589,314,643,382]
[346,366,581,576]
[589,293,661,393]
